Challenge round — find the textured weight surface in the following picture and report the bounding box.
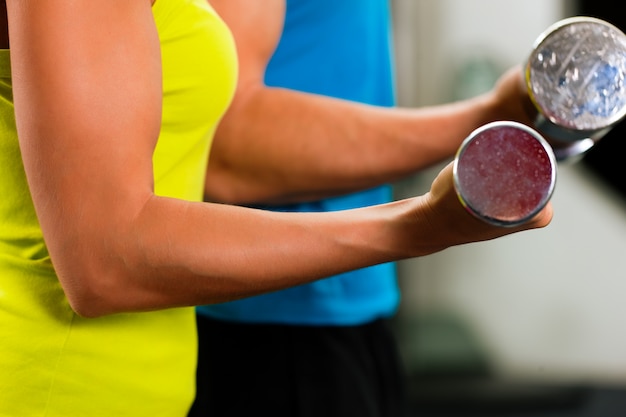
[454,123,556,226]
[527,17,626,131]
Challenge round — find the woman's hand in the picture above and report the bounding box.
[419,161,553,254]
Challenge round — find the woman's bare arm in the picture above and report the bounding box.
[6,0,551,318]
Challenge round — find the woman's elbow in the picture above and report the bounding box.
[59,267,134,318]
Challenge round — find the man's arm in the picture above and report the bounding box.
[206,0,533,205]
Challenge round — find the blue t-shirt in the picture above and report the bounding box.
[198,0,399,325]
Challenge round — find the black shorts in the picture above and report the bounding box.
[188,315,409,417]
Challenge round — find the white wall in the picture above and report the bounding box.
[392,0,626,385]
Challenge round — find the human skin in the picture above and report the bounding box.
[3,0,551,318]
[204,0,538,206]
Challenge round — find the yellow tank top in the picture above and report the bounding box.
[0,1,237,415]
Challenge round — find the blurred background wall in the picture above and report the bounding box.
[390,0,626,386]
